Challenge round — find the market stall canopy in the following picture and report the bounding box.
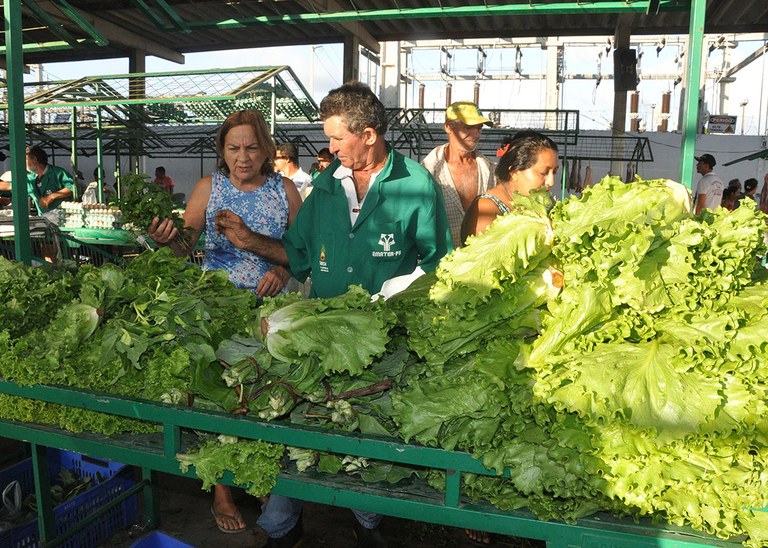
[723,148,768,166]
[2,0,768,66]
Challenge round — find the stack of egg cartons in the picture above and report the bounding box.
[59,201,85,228]
[83,203,122,229]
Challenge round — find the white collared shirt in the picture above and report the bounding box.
[334,165,382,225]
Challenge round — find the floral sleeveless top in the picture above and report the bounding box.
[204,171,289,292]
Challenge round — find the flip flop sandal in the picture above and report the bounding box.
[210,505,246,534]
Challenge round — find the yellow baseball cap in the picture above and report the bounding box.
[445,101,492,127]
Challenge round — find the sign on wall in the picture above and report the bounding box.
[708,115,737,134]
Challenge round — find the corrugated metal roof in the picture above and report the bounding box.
[3,1,766,66]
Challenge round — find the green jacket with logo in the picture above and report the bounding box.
[283,148,453,298]
[27,164,75,213]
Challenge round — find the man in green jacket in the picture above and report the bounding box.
[0,145,74,222]
[213,82,452,547]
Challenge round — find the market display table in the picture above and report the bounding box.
[57,227,143,246]
[0,379,739,548]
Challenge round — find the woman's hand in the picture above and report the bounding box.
[256,266,291,297]
[147,216,178,245]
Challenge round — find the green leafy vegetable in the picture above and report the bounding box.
[177,438,284,496]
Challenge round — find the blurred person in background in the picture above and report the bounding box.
[0,145,75,225]
[693,154,723,215]
[274,142,314,199]
[313,147,335,178]
[734,177,758,209]
[153,166,174,193]
[720,186,738,211]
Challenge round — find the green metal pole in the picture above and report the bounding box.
[271,77,277,135]
[70,106,79,200]
[678,0,707,189]
[96,103,104,202]
[4,0,32,265]
[142,467,161,530]
[31,443,56,543]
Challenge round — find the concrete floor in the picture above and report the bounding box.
[100,472,543,548]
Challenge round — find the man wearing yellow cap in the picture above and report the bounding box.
[422,101,495,246]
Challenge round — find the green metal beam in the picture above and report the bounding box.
[149,0,191,32]
[52,0,109,46]
[4,0,32,265]
[130,0,171,30]
[0,38,93,55]
[678,0,706,189]
[23,0,80,47]
[186,1,687,30]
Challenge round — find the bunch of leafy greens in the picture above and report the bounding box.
[116,173,183,231]
[206,286,416,483]
[389,189,559,371]
[177,436,284,496]
[0,248,259,434]
[116,173,191,253]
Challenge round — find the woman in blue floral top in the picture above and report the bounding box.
[149,110,302,533]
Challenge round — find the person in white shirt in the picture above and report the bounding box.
[422,101,494,246]
[694,153,723,214]
[274,142,314,199]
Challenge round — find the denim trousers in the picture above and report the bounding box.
[256,494,382,538]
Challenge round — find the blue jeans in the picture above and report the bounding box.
[256,494,382,538]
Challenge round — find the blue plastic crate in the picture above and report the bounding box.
[0,448,138,548]
[130,530,196,548]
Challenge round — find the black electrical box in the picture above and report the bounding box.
[614,47,638,92]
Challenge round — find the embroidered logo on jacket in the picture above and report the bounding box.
[319,244,329,272]
[373,233,401,258]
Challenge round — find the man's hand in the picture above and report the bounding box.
[257,266,291,297]
[39,194,55,209]
[215,210,254,249]
[148,216,179,245]
[214,209,290,266]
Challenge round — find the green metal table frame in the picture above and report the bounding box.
[0,379,739,548]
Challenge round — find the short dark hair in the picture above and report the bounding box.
[495,130,558,183]
[276,142,299,164]
[26,145,48,166]
[319,81,388,136]
[215,110,276,177]
[155,166,166,175]
[317,147,334,161]
[722,187,738,201]
[745,177,759,192]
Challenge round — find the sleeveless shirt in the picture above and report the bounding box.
[476,192,512,214]
[204,171,289,292]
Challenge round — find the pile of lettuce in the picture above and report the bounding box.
[6,175,768,545]
[390,176,768,546]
